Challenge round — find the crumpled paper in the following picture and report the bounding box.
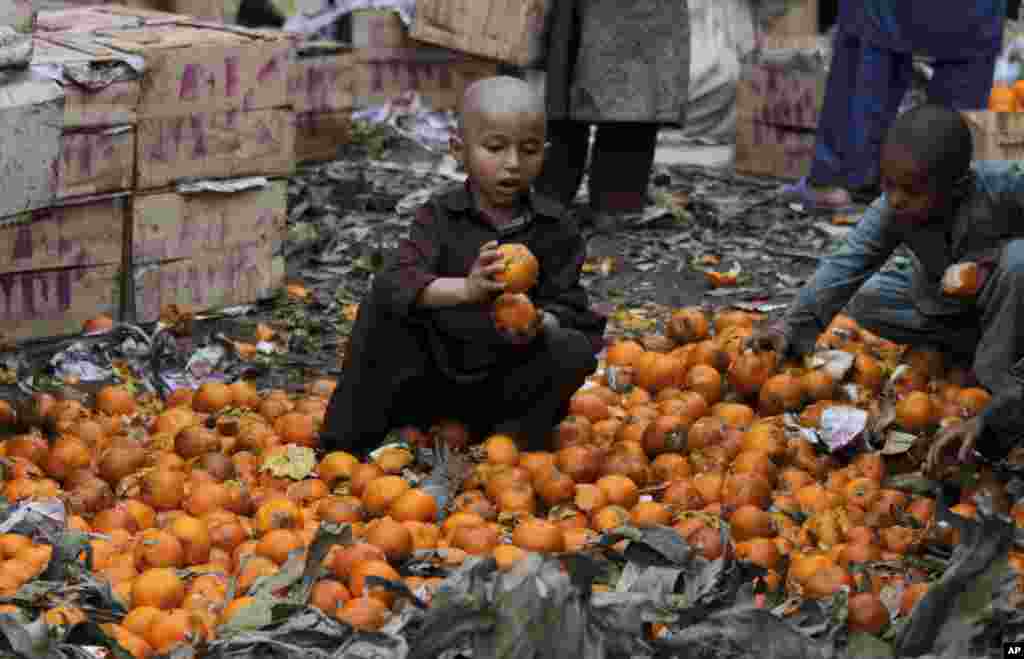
[818,406,869,453]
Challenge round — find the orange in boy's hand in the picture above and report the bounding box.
[493,293,539,335]
[493,244,539,294]
[942,262,982,298]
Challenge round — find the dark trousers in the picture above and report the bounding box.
[534,120,659,213]
[809,27,996,189]
[322,325,597,456]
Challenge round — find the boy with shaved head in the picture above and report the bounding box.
[321,76,606,456]
[746,105,1024,479]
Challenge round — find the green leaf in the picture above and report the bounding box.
[847,631,895,658]
[259,445,317,480]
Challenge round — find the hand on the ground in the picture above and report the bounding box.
[464,240,507,304]
[924,416,983,480]
[744,325,790,357]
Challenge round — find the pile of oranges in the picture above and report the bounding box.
[0,306,1021,656]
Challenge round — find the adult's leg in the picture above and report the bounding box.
[587,122,659,214]
[804,30,913,203]
[533,120,591,207]
[478,327,598,450]
[845,267,979,362]
[927,53,999,110]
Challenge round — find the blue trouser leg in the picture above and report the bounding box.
[809,29,912,189]
[927,54,999,110]
[844,267,979,363]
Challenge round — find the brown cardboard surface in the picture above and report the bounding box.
[734,119,816,180]
[0,194,128,275]
[964,111,1024,161]
[353,47,497,110]
[135,108,296,189]
[58,126,135,198]
[132,179,286,265]
[762,0,819,38]
[288,45,354,113]
[737,51,827,130]
[32,36,142,127]
[35,5,188,33]
[0,70,65,218]
[132,243,284,322]
[92,23,292,117]
[294,110,352,163]
[409,0,548,67]
[349,10,498,110]
[0,264,122,340]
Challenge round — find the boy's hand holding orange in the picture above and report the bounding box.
[464,240,508,303]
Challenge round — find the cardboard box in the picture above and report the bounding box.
[410,0,549,67]
[762,0,819,38]
[130,178,286,322]
[136,108,296,189]
[132,243,283,323]
[132,179,286,266]
[35,5,185,33]
[58,126,135,198]
[0,71,65,219]
[734,37,828,179]
[0,264,122,340]
[736,39,829,130]
[0,194,128,340]
[734,119,816,179]
[91,23,292,118]
[1,194,128,275]
[351,10,498,110]
[31,35,142,128]
[964,112,1024,161]
[288,43,354,113]
[294,110,351,163]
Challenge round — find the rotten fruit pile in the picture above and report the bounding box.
[0,307,1021,656]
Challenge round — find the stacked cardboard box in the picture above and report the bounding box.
[350,9,497,112]
[0,6,293,339]
[734,35,829,180]
[84,19,293,322]
[0,33,139,341]
[289,41,355,164]
[130,179,286,323]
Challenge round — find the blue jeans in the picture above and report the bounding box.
[809,27,997,189]
[846,240,1024,388]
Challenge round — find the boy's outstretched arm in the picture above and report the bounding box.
[778,198,902,357]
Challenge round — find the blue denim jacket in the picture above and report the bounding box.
[840,0,1005,59]
[784,161,1024,357]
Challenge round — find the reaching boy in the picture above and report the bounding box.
[745,105,1024,479]
[320,76,607,456]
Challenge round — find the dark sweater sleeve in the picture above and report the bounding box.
[373,205,442,319]
[532,224,607,352]
[976,385,1024,461]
